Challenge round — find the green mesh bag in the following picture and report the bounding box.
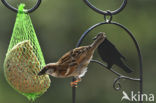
[4,4,51,101]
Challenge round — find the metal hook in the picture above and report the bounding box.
[83,0,127,15]
[1,0,42,13]
[104,11,113,23]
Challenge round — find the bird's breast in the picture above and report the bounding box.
[71,55,93,78]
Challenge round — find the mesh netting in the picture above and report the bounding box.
[4,4,51,101]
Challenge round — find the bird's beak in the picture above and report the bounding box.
[38,68,46,76]
[38,71,43,76]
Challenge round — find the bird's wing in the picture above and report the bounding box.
[56,50,78,74]
[98,38,133,73]
[56,46,90,76]
[98,39,126,60]
[58,46,89,66]
[106,39,126,60]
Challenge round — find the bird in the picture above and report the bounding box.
[97,38,133,73]
[38,32,106,86]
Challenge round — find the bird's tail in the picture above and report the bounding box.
[117,60,133,73]
[90,32,106,51]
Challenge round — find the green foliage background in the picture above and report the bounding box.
[0,0,155,103]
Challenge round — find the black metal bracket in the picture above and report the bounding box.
[72,0,143,103]
[1,0,41,13]
[83,0,127,15]
[91,59,140,91]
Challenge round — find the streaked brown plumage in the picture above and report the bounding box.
[38,32,106,86]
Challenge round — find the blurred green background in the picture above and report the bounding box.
[0,0,156,103]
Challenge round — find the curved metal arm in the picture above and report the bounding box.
[91,60,140,91]
[113,76,140,91]
[76,20,143,98]
[83,0,127,15]
[1,0,41,13]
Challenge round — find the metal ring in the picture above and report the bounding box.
[1,0,41,13]
[83,0,127,15]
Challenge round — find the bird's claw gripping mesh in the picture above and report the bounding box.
[4,4,51,101]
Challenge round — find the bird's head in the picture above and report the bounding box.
[38,63,56,76]
[93,32,106,41]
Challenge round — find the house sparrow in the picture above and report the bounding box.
[38,32,106,86]
[98,39,133,73]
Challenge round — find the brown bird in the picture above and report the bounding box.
[38,32,106,86]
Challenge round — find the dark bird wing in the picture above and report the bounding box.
[97,38,133,73]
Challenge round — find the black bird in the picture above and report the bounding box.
[97,38,133,73]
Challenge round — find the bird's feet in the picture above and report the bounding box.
[70,78,81,87]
